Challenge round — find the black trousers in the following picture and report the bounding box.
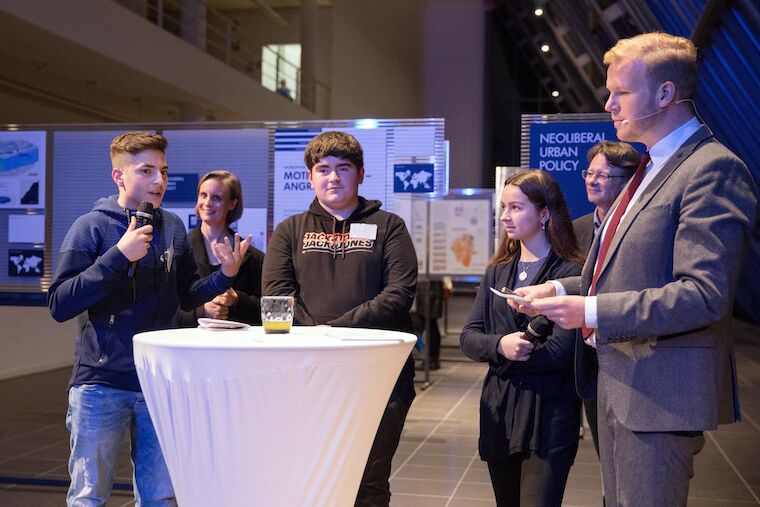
[584,397,600,457]
[426,316,441,359]
[487,453,572,507]
[354,367,415,507]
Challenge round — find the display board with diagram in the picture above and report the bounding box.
[0,119,445,303]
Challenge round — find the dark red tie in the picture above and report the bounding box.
[582,152,650,339]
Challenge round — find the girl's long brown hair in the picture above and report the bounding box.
[491,170,584,266]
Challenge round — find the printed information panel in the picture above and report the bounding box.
[0,130,46,209]
[393,196,429,274]
[273,129,388,228]
[428,199,490,276]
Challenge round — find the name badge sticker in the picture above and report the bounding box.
[349,223,378,240]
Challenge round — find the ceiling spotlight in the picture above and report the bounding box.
[541,44,550,53]
[534,8,544,16]
[551,90,560,98]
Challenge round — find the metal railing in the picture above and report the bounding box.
[114,0,330,116]
[260,45,300,101]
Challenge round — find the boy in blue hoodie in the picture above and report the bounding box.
[48,131,250,506]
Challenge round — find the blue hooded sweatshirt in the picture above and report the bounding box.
[48,196,232,391]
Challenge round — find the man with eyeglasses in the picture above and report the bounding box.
[574,141,640,256]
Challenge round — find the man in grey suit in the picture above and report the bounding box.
[513,33,757,506]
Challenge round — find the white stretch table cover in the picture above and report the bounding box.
[133,326,415,507]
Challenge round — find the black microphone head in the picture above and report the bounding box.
[526,316,552,340]
[135,201,154,224]
[128,202,154,279]
[137,201,154,214]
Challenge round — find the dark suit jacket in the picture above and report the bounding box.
[571,212,598,400]
[561,125,757,432]
[178,227,265,326]
[572,212,596,258]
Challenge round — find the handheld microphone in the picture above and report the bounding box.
[521,315,553,345]
[127,201,154,279]
[620,98,693,125]
[496,316,553,375]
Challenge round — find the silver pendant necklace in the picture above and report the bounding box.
[517,250,550,282]
[517,261,533,282]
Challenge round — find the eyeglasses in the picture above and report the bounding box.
[581,170,627,182]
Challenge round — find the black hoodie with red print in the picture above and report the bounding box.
[263,197,418,333]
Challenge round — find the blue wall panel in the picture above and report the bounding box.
[648,0,760,179]
[646,0,698,36]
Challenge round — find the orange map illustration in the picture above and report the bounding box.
[451,233,475,267]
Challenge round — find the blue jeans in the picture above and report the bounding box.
[66,384,176,507]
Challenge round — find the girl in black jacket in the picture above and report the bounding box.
[461,170,584,506]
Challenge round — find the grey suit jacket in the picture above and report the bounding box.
[561,125,757,432]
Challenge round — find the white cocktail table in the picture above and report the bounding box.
[133,326,415,507]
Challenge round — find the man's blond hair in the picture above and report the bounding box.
[110,131,168,164]
[603,32,697,99]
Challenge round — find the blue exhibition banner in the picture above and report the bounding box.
[529,121,618,219]
[163,173,200,203]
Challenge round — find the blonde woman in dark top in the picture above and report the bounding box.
[460,170,584,506]
[179,170,264,326]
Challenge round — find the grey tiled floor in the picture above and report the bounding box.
[1,297,759,506]
[390,350,760,506]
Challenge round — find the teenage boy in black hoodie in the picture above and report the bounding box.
[48,131,251,506]
[263,131,417,507]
